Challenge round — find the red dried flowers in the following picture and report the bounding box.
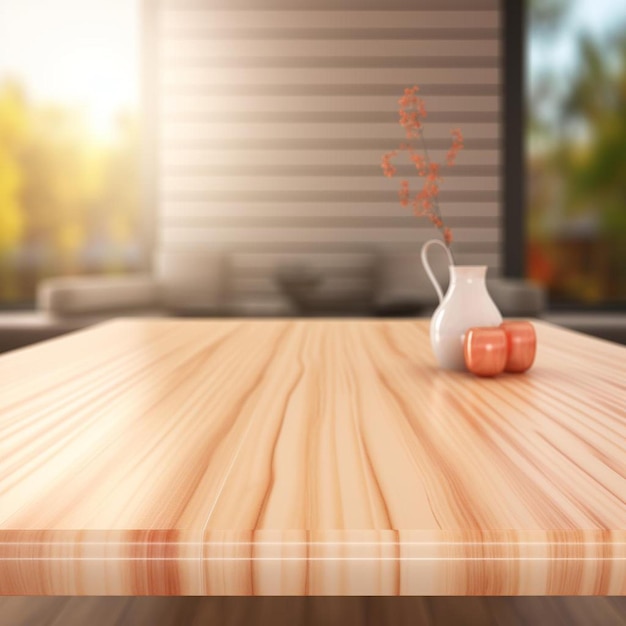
[381,85,464,251]
[446,128,464,167]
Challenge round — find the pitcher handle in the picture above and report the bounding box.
[420,239,454,304]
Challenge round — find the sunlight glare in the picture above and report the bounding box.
[0,0,138,141]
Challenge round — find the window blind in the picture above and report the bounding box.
[151,0,501,305]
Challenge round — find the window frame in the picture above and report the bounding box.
[502,0,525,280]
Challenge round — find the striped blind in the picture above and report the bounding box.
[152,0,501,307]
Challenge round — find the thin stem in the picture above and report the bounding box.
[416,129,455,263]
[417,129,443,222]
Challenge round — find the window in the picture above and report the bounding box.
[526,0,626,308]
[0,0,141,306]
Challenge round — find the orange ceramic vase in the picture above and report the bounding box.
[463,327,508,377]
[501,321,536,372]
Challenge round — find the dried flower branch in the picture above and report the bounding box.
[381,85,464,252]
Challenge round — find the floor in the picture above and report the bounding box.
[1,597,625,626]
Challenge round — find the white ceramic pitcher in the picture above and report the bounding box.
[421,239,502,370]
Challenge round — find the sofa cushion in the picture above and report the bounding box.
[487,278,546,317]
[37,275,159,315]
[155,250,227,314]
[375,253,546,317]
[375,252,449,312]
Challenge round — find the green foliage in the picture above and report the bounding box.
[565,35,626,210]
[0,82,27,253]
[0,81,140,302]
[527,20,626,303]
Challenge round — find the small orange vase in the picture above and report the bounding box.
[463,327,507,377]
[501,321,536,373]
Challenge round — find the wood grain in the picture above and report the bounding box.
[0,319,625,595]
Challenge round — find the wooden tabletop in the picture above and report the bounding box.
[1,319,624,595]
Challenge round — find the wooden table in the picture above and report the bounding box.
[1,319,624,595]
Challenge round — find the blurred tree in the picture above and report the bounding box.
[0,80,140,304]
[20,105,103,271]
[526,4,626,304]
[0,83,27,300]
[528,0,569,34]
[561,33,626,299]
[97,113,140,272]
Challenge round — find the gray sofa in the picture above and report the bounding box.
[0,249,549,353]
[6,258,622,354]
[5,254,624,351]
